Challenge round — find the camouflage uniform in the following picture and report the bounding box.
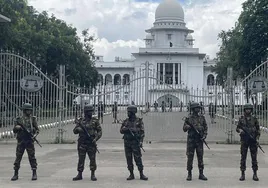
[11,103,39,181]
[236,103,260,181]
[183,102,208,181]
[73,105,102,181]
[120,105,148,181]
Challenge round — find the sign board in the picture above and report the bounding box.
[20,75,44,92]
[248,76,268,93]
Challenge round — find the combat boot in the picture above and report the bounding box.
[73,171,83,181]
[239,171,245,181]
[253,170,259,181]
[11,170,19,181]
[186,170,192,181]
[32,169,37,181]
[139,170,148,181]
[127,170,135,180]
[199,169,208,181]
[91,170,97,181]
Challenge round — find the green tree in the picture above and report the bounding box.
[215,0,268,82]
[0,0,97,87]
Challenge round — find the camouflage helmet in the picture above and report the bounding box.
[84,104,94,112]
[190,102,200,109]
[244,103,253,110]
[127,105,137,113]
[22,103,33,110]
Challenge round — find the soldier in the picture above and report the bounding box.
[73,104,102,181]
[112,101,119,123]
[97,101,104,124]
[236,103,260,181]
[183,102,208,181]
[120,105,148,181]
[11,103,39,181]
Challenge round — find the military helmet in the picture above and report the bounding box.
[22,103,33,110]
[244,103,253,110]
[127,105,137,113]
[84,104,94,112]
[190,102,200,109]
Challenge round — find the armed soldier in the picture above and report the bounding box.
[11,103,39,181]
[236,103,260,181]
[73,104,102,181]
[183,102,208,181]
[120,105,148,181]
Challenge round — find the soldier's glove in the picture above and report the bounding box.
[76,127,83,133]
[185,124,191,130]
[239,129,245,135]
[202,135,207,140]
[121,126,129,132]
[92,138,97,144]
[15,125,22,130]
[139,142,143,148]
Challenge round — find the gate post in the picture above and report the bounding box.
[57,65,65,143]
[227,67,234,143]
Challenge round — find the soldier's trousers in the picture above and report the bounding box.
[77,143,97,172]
[240,141,258,171]
[186,140,204,171]
[13,141,37,170]
[124,140,143,171]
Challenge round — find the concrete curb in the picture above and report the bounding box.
[0,112,111,139]
[216,114,268,133]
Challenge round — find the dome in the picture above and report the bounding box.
[186,34,193,40]
[155,0,184,22]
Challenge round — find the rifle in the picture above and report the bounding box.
[239,126,265,153]
[120,118,145,152]
[75,106,100,153]
[17,122,42,148]
[183,117,210,150]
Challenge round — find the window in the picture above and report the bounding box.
[167,34,172,40]
[96,57,99,60]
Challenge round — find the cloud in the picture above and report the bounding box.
[28,0,245,61]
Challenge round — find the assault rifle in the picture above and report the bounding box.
[183,117,210,150]
[119,119,145,152]
[239,126,265,153]
[75,106,100,153]
[17,122,42,147]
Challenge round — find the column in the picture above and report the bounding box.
[172,63,175,85]
[163,63,166,84]
[157,63,160,84]
[178,63,181,84]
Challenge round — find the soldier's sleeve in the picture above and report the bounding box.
[32,116,39,132]
[236,117,243,133]
[183,117,189,132]
[73,118,82,134]
[255,116,260,140]
[120,119,127,134]
[139,118,145,142]
[202,116,208,136]
[13,117,22,133]
[94,118,102,141]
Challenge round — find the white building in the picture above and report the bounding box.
[93,0,218,106]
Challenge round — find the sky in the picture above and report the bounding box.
[28,0,246,61]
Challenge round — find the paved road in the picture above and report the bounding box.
[2,110,268,144]
[1,143,268,188]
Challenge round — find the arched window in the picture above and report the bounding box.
[114,74,121,85]
[98,74,103,85]
[123,74,130,85]
[207,74,215,86]
[105,74,112,85]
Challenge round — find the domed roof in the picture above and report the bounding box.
[155,0,184,22]
[186,34,193,40]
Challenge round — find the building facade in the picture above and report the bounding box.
[93,0,218,106]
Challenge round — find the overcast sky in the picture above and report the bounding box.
[28,0,245,61]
